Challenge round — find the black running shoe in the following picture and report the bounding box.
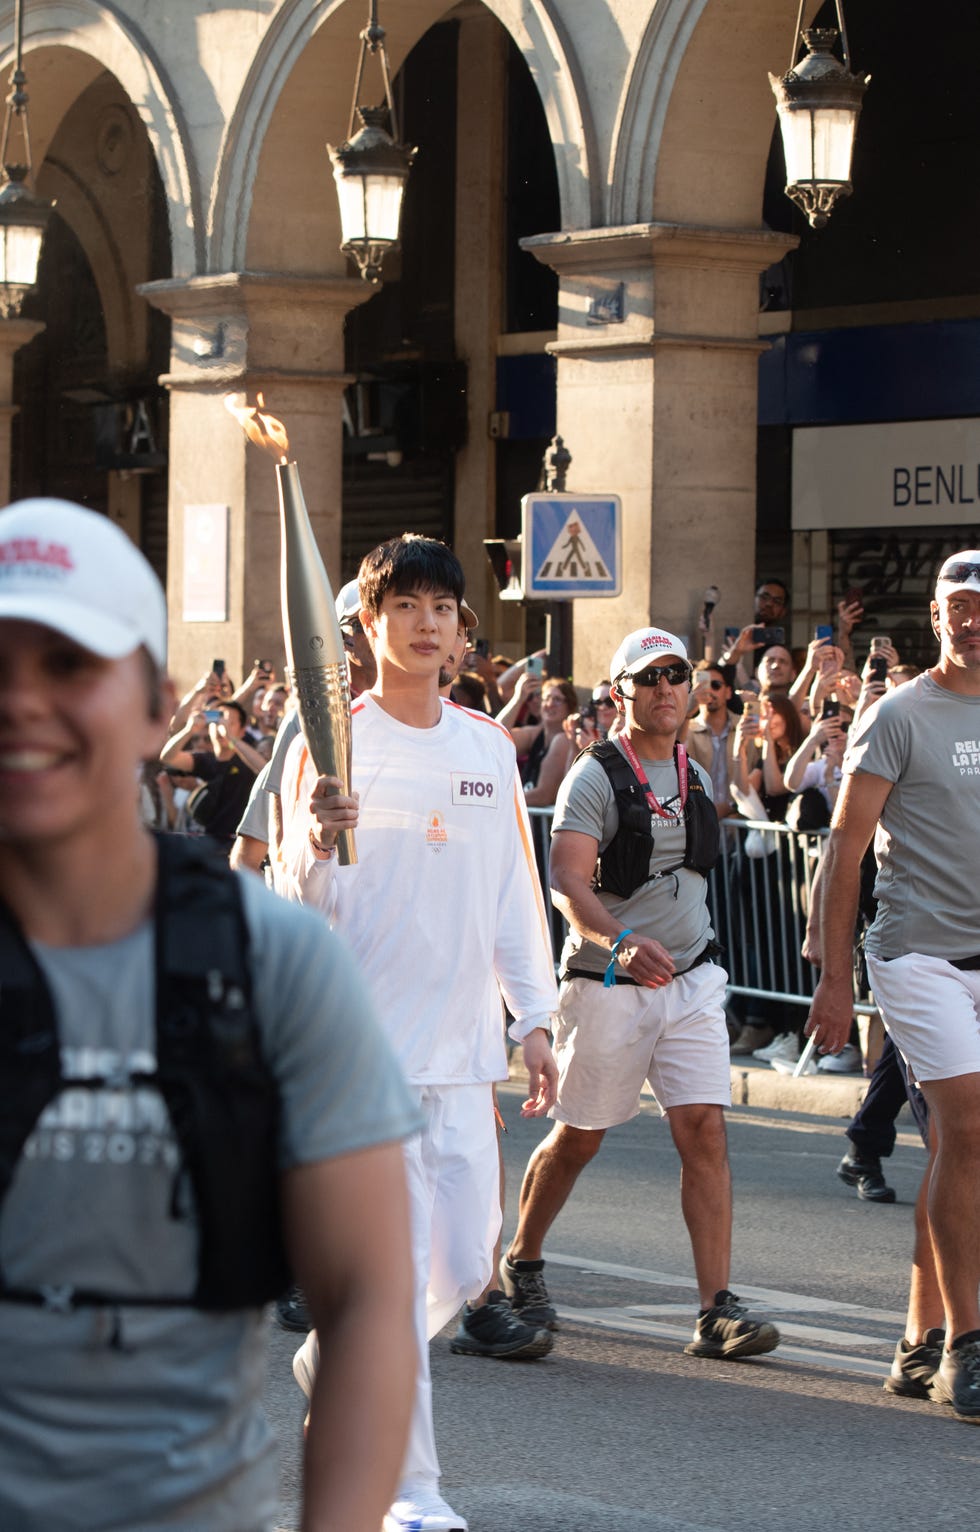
[684,1289,780,1360]
[275,1285,312,1333]
[836,1152,896,1203]
[932,1332,980,1421]
[498,1255,558,1330]
[449,1292,553,1359]
[883,1328,945,1399]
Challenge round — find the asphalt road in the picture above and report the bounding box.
[267,1089,979,1532]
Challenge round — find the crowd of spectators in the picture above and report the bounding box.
[141,573,913,1081]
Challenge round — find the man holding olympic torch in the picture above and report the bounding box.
[276,533,558,1532]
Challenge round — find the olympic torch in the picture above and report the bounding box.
[225,395,356,864]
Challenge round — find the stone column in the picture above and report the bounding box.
[522,223,797,684]
[0,318,44,505]
[140,273,372,690]
[453,8,505,641]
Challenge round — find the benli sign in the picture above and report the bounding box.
[792,419,980,529]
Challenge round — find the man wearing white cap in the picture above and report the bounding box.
[501,626,780,1362]
[0,498,421,1531]
[808,551,980,1421]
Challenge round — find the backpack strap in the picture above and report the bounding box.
[0,906,63,1221]
[153,836,290,1309]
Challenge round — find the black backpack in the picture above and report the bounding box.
[0,835,291,1313]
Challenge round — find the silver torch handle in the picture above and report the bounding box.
[276,461,356,865]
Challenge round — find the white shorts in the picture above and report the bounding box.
[551,960,732,1129]
[867,952,980,1084]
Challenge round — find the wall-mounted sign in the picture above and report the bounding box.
[182,503,229,622]
[793,418,980,529]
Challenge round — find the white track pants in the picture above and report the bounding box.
[399,1081,501,1496]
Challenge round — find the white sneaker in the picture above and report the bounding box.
[818,1043,862,1074]
[752,1032,792,1061]
[291,1329,318,1400]
[764,1033,801,1065]
[384,1489,469,1531]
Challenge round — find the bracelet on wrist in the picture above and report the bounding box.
[308,826,336,860]
[604,928,635,989]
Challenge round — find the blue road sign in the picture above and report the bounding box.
[522,493,622,599]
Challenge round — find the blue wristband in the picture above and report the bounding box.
[604,929,634,989]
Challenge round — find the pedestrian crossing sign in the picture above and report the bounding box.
[522,493,622,599]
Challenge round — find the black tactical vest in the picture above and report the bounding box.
[0,835,291,1312]
[585,740,721,900]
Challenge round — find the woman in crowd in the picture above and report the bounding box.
[732,693,805,820]
[511,678,580,807]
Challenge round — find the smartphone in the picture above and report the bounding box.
[843,586,864,608]
[869,635,890,654]
[723,626,740,648]
[254,657,271,671]
[820,698,841,720]
[868,654,888,681]
[203,708,222,723]
[475,638,490,659]
[752,625,785,647]
[212,658,225,677]
[527,656,544,680]
[814,624,833,643]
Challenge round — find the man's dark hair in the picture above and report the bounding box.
[358,534,464,618]
[219,699,248,727]
[755,577,789,603]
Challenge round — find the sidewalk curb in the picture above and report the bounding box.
[727,1059,867,1118]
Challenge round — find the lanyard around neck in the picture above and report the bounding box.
[617,734,688,818]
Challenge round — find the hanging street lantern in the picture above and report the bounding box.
[770,2,869,230]
[328,0,416,283]
[0,0,54,316]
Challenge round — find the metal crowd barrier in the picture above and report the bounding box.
[526,807,875,1019]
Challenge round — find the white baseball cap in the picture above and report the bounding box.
[0,498,167,665]
[610,627,688,681]
[936,551,980,597]
[335,579,362,625]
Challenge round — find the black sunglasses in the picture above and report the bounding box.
[704,678,724,691]
[625,661,693,688]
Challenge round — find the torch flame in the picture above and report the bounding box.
[224,391,290,462]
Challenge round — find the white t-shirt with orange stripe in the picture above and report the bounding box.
[276,694,558,1085]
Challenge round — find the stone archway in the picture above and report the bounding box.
[610,0,804,229]
[6,3,200,274]
[211,0,594,278]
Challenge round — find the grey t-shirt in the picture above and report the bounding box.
[844,670,980,960]
[552,743,714,976]
[0,874,421,1532]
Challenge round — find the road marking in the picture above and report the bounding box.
[611,1304,885,1347]
[556,1306,891,1380]
[543,1250,906,1323]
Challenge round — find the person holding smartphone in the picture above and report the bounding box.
[161,699,266,855]
[717,578,790,680]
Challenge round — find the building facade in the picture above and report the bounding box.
[3,0,976,687]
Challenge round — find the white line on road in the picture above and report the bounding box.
[557,1306,892,1380]
[543,1250,906,1324]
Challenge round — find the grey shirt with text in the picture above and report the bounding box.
[552,742,714,976]
[844,670,980,960]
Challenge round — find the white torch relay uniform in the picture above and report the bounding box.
[276,693,558,1498]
